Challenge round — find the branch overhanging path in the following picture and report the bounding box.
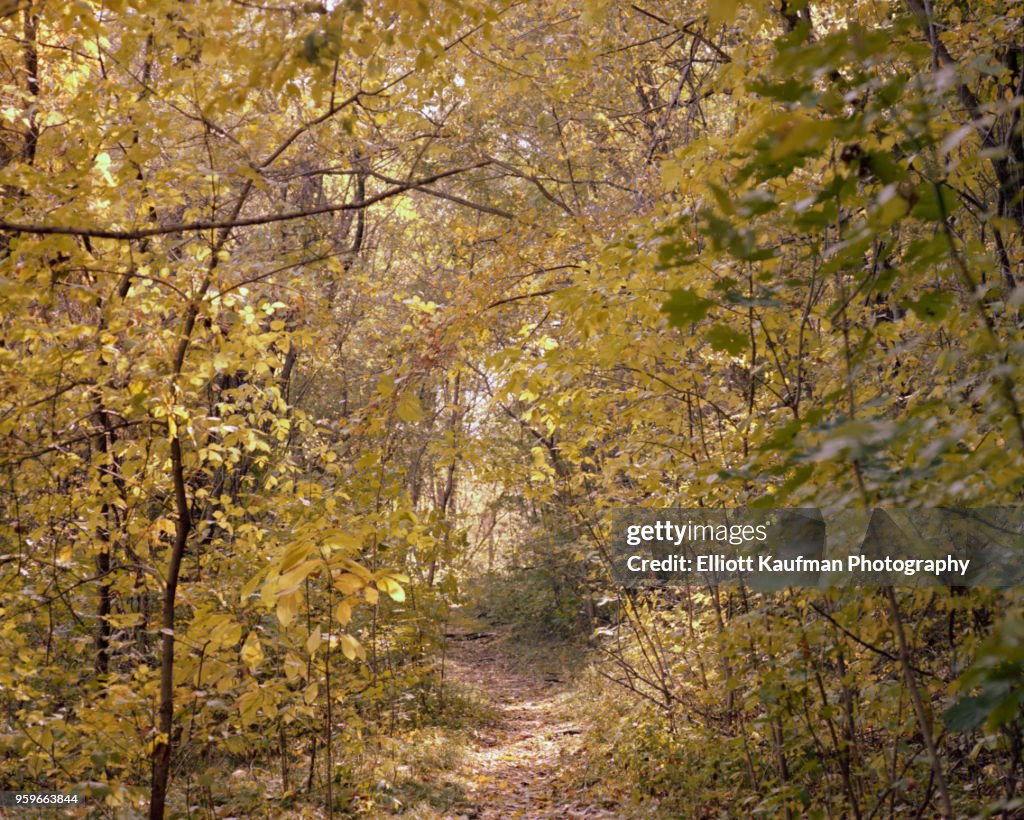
[0,162,497,240]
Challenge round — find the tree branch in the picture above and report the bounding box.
[0,162,493,240]
[366,169,515,219]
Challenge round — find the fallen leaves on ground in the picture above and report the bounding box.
[442,631,624,820]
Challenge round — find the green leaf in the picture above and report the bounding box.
[662,288,715,326]
[944,689,1003,732]
[748,77,814,103]
[705,324,747,354]
[865,151,905,184]
[906,291,954,323]
[657,239,696,268]
[911,183,958,221]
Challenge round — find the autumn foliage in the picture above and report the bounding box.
[0,0,1022,816]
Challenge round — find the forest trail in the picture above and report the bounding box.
[441,630,624,819]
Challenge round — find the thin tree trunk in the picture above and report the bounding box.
[884,586,953,817]
[149,435,192,819]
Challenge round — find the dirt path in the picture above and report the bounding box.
[442,631,623,819]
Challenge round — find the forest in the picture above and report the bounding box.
[0,0,1022,817]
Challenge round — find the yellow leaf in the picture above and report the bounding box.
[340,634,364,661]
[241,632,264,672]
[276,592,299,627]
[241,568,268,602]
[322,529,361,551]
[276,559,319,594]
[306,625,322,657]
[284,652,305,682]
[396,390,424,423]
[376,577,405,602]
[333,572,364,595]
[279,539,314,574]
[335,600,352,625]
[238,689,261,725]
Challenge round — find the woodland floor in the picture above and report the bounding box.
[432,628,629,820]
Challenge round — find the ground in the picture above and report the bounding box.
[435,629,627,820]
[153,625,646,818]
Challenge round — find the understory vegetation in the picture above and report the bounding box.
[1,0,1023,816]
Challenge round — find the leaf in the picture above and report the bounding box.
[865,151,905,184]
[906,291,953,323]
[322,529,362,551]
[276,559,319,594]
[705,324,748,354]
[284,652,305,682]
[241,632,264,672]
[911,183,958,221]
[334,572,364,595]
[662,288,715,327]
[376,576,405,602]
[944,689,1007,733]
[306,625,322,656]
[238,690,261,726]
[276,592,299,627]
[278,540,314,574]
[340,634,364,662]
[707,0,738,25]
[396,390,424,423]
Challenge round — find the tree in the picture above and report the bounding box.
[1,0,1021,816]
